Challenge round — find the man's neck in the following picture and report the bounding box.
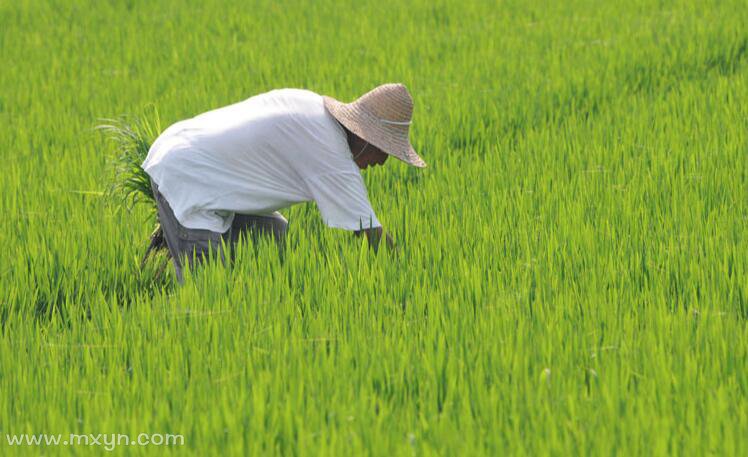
[343,126,363,157]
[344,127,356,151]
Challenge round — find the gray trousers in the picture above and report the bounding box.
[151,182,288,283]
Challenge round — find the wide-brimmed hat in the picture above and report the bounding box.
[323,83,426,168]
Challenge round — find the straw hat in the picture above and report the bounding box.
[323,83,426,168]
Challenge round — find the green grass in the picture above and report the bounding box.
[2,0,747,455]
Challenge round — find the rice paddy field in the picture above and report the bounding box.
[2,0,748,455]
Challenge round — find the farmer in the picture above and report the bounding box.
[141,83,426,283]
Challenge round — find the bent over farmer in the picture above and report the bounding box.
[141,83,427,283]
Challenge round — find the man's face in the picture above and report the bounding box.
[354,143,390,170]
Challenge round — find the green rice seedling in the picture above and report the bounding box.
[95,106,167,270]
[2,0,748,455]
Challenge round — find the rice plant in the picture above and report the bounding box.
[1,0,747,455]
[95,106,169,270]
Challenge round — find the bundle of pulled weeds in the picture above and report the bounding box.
[95,106,170,275]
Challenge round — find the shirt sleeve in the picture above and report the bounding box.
[302,171,381,231]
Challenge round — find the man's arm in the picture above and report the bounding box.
[354,226,395,252]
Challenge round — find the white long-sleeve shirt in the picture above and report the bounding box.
[142,89,381,233]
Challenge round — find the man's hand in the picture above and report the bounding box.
[354,226,396,253]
